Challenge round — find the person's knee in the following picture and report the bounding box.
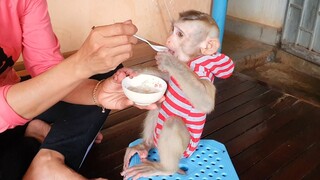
[35,149,65,165]
[26,149,65,174]
[23,149,65,180]
[24,149,90,180]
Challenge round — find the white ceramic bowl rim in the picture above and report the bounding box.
[122,74,167,106]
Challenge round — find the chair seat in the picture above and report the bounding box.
[128,139,239,180]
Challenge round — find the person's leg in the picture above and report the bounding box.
[38,101,110,169]
[24,149,89,180]
[28,65,122,173]
[24,119,51,143]
[25,148,108,180]
[0,125,40,180]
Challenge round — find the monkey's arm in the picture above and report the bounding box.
[156,53,215,113]
[131,66,170,82]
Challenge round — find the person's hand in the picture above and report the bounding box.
[97,68,164,110]
[97,67,135,110]
[71,20,138,78]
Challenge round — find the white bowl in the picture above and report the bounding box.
[122,74,167,106]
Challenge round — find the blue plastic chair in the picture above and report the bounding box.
[128,139,239,180]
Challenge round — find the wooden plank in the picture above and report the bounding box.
[207,83,269,121]
[214,75,247,90]
[270,143,320,180]
[205,95,297,143]
[102,106,146,129]
[94,113,146,156]
[80,148,126,179]
[131,59,157,68]
[203,90,286,139]
[232,102,316,174]
[13,61,25,71]
[215,79,257,104]
[226,101,315,157]
[239,108,320,179]
[302,163,320,180]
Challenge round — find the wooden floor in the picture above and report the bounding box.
[79,42,320,180]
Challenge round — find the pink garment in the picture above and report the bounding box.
[154,53,234,157]
[0,0,63,132]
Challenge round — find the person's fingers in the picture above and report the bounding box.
[111,53,133,67]
[112,68,137,83]
[89,44,133,72]
[93,22,138,37]
[113,71,127,83]
[98,43,134,59]
[99,35,138,48]
[104,50,134,67]
[118,67,136,77]
[123,19,133,24]
[94,132,103,144]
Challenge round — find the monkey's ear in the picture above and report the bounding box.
[200,38,220,55]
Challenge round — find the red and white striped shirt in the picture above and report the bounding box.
[154,53,234,157]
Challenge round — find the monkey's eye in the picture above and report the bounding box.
[177,31,184,38]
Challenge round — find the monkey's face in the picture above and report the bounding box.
[166,21,208,62]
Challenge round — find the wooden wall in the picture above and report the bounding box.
[47,0,212,53]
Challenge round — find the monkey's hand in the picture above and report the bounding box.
[123,143,150,171]
[155,51,181,73]
[121,160,172,180]
[156,51,216,113]
[155,51,195,81]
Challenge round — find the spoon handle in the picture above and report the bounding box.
[133,35,168,52]
[133,35,149,44]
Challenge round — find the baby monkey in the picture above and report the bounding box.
[122,10,234,179]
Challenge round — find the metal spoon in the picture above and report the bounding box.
[134,35,168,52]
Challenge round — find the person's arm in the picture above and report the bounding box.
[19,0,92,105]
[19,0,112,106]
[0,57,83,132]
[61,21,139,105]
[6,58,86,120]
[3,22,137,127]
